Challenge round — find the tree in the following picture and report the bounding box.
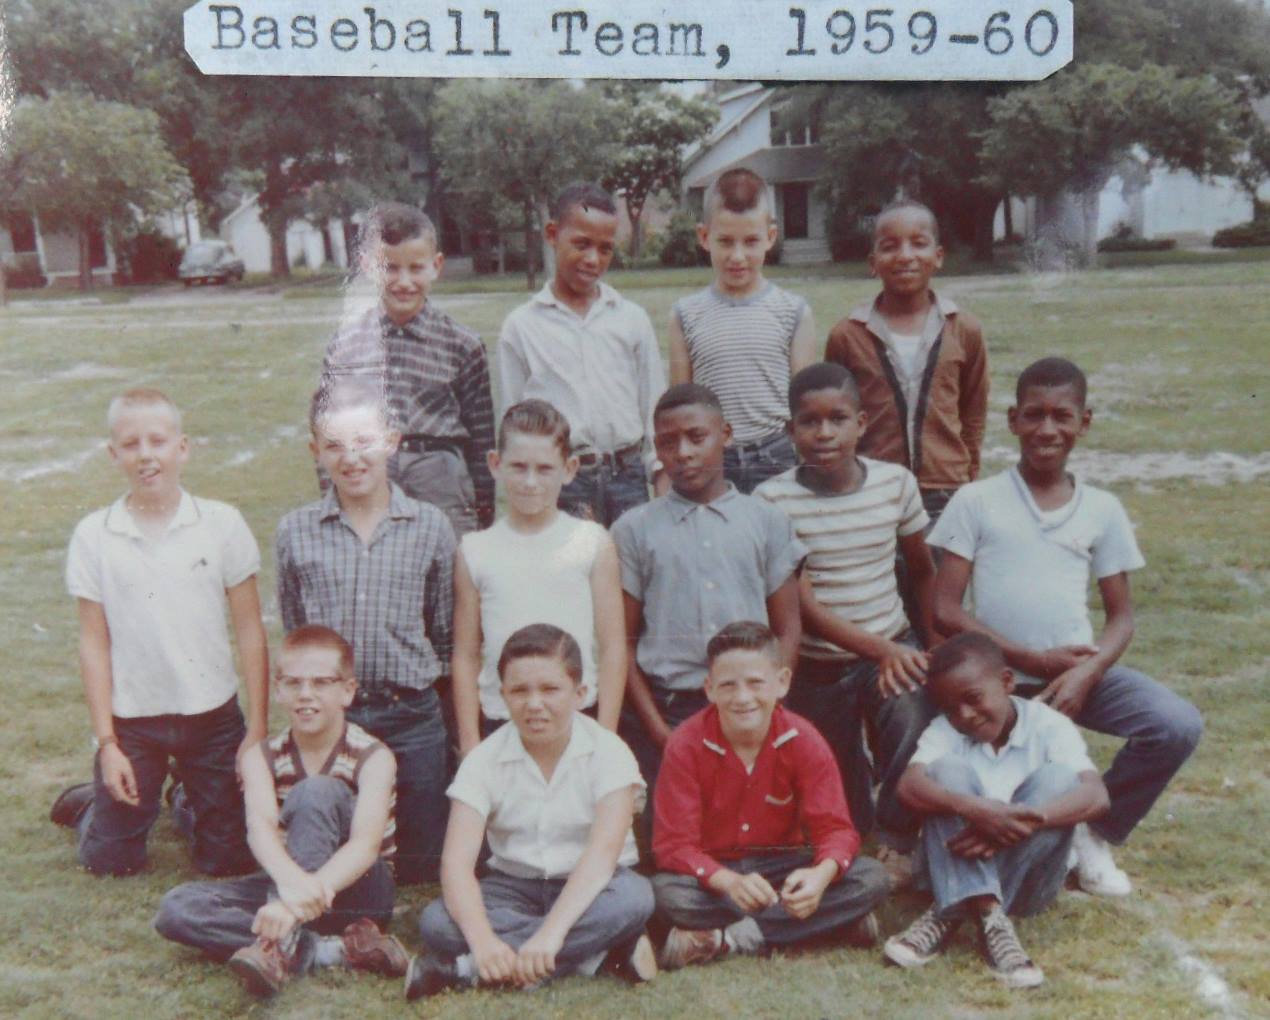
[1232,118,1270,221]
[600,84,716,258]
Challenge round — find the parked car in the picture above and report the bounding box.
[178,240,246,286]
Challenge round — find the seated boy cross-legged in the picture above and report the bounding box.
[155,626,406,999]
[885,633,1110,989]
[407,624,656,999]
[652,622,888,970]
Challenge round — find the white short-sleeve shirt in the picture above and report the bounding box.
[911,697,1097,802]
[447,712,644,879]
[65,490,260,718]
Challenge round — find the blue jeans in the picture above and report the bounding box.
[918,758,1077,919]
[77,696,252,877]
[619,687,709,802]
[420,867,654,977]
[559,456,649,527]
[155,776,395,962]
[723,429,797,494]
[347,685,449,884]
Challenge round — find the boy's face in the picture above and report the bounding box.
[1008,384,1091,475]
[698,206,776,296]
[546,204,618,300]
[789,386,867,474]
[488,431,578,520]
[502,655,584,748]
[653,403,731,500]
[366,234,442,326]
[108,405,188,500]
[705,647,790,743]
[930,658,1016,747]
[275,644,355,737]
[869,208,943,298]
[310,405,399,502]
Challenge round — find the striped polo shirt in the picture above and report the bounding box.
[674,282,808,443]
[755,459,928,662]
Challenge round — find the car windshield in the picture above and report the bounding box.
[183,243,225,262]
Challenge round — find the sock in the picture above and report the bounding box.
[454,953,478,985]
[311,935,346,969]
[723,916,764,955]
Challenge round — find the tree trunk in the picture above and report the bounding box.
[523,203,536,291]
[267,216,290,278]
[77,221,93,292]
[1003,193,1014,240]
[627,198,645,259]
[342,218,359,270]
[1076,186,1101,269]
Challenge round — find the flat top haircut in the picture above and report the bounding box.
[874,198,940,243]
[702,167,774,225]
[654,382,724,421]
[788,361,862,414]
[279,624,356,679]
[927,632,1007,686]
[497,622,584,685]
[706,620,782,666]
[551,181,618,224]
[1015,357,1088,407]
[308,379,397,434]
[499,399,572,460]
[359,201,437,254]
[107,387,183,432]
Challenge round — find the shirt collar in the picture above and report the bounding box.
[1007,465,1084,532]
[849,290,958,325]
[104,489,198,539]
[531,280,619,315]
[666,482,740,523]
[319,482,416,523]
[378,303,435,336]
[971,697,1031,755]
[701,703,801,758]
[496,712,596,770]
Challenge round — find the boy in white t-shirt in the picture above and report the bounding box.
[406,624,655,998]
[52,388,268,877]
[929,358,1202,897]
[452,400,626,756]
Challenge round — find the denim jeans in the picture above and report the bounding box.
[559,456,649,527]
[917,758,1077,919]
[347,685,450,884]
[723,429,797,494]
[155,776,395,962]
[619,687,709,802]
[653,850,888,947]
[420,866,654,977]
[77,696,253,877]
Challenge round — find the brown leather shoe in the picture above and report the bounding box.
[228,938,291,998]
[342,918,409,977]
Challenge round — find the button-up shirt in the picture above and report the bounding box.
[654,704,860,885]
[275,484,456,690]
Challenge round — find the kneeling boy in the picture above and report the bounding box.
[155,626,406,998]
[652,621,888,970]
[885,633,1109,989]
[407,624,655,998]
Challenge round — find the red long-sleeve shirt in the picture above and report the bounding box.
[653,704,860,887]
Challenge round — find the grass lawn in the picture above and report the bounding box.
[1,259,1267,1019]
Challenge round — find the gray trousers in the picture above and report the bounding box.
[154,776,395,962]
[392,448,479,535]
[652,851,888,947]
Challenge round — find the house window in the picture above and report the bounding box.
[770,102,820,147]
[783,184,810,240]
[8,212,37,254]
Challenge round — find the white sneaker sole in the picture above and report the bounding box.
[883,936,939,969]
[993,963,1045,989]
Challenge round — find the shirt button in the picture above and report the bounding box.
[704,581,716,590]
[702,541,712,549]
[696,867,705,876]
[741,823,750,832]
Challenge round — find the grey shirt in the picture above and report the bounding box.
[611,485,807,692]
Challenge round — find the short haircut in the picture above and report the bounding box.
[308,379,397,434]
[106,388,182,432]
[279,624,355,679]
[654,382,723,421]
[497,623,584,686]
[702,167,774,225]
[358,201,437,255]
[874,198,940,244]
[551,181,617,223]
[788,362,861,414]
[1015,357,1088,407]
[706,620,781,666]
[927,632,1006,687]
[498,399,572,460]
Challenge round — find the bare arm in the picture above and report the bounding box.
[451,551,485,757]
[668,312,692,385]
[78,598,137,805]
[789,305,819,376]
[765,574,802,671]
[622,592,671,747]
[591,538,627,731]
[1037,573,1136,718]
[441,800,519,984]
[227,576,269,759]
[313,748,396,892]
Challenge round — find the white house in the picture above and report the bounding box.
[220,195,350,274]
[0,211,117,288]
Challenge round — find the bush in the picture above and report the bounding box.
[1097,234,1176,253]
[117,230,182,283]
[2,254,46,289]
[1212,219,1270,248]
[659,210,708,268]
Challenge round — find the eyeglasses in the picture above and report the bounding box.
[276,675,346,694]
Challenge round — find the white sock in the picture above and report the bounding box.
[454,953,478,984]
[311,935,346,969]
[723,916,764,955]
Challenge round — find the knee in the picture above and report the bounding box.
[618,870,656,924]
[923,756,981,795]
[1018,763,1078,804]
[847,855,891,905]
[78,832,146,877]
[282,775,351,818]
[1161,701,1204,759]
[418,897,461,948]
[651,872,702,914]
[154,885,199,943]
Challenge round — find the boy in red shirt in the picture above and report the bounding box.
[651,621,888,969]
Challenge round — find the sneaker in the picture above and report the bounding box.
[49,783,94,828]
[1072,823,1132,897]
[978,904,1044,989]
[403,951,461,1001]
[843,911,881,949]
[883,908,960,968]
[603,930,659,983]
[875,845,915,891]
[658,927,724,971]
[342,918,409,977]
[228,938,293,998]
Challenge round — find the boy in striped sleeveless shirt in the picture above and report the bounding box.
[155,627,407,998]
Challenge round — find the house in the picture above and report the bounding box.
[220,195,349,274]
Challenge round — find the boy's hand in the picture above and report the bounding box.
[1037,660,1102,718]
[514,928,564,986]
[252,901,300,943]
[780,862,835,920]
[966,801,1046,847]
[711,869,779,913]
[877,643,929,698]
[471,934,519,986]
[276,871,332,923]
[100,743,140,806]
[1037,644,1099,680]
[945,829,998,859]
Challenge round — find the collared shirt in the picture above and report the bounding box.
[653,704,860,885]
[447,712,644,879]
[910,697,1097,802]
[275,484,456,691]
[498,281,666,474]
[611,485,807,691]
[65,490,260,718]
[321,303,496,516]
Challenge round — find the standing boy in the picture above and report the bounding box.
[652,622,888,970]
[276,382,457,884]
[322,201,495,535]
[612,383,806,796]
[54,388,267,878]
[499,182,666,525]
[886,633,1110,989]
[669,167,818,493]
[929,357,1202,896]
[155,626,407,999]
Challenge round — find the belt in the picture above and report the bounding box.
[732,428,788,454]
[398,435,464,455]
[352,683,429,705]
[574,441,642,469]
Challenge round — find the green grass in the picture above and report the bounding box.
[1,261,1267,1019]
